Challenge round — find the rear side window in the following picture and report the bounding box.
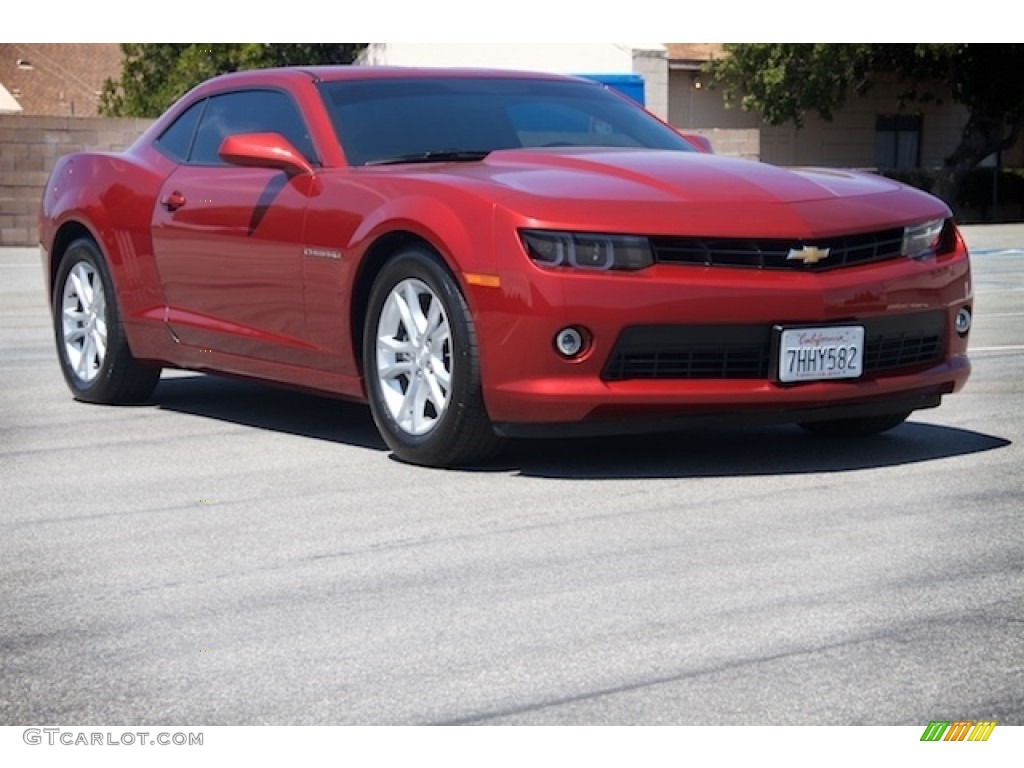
[188,89,318,166]
[154,100,205,161]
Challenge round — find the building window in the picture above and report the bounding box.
[875,114,922,170]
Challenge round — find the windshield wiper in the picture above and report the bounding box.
[364,149,491,166]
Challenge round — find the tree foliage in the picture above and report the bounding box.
[99,43,368,118]
[705,44,1024,206]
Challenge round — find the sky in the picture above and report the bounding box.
[3,2,1003,44]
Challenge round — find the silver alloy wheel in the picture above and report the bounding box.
[61,260,107,384]
[375,277,453,436]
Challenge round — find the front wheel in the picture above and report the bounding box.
[53,237,161,404]
[363,247,503,467]
[798,411,910,437]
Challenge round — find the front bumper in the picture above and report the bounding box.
[492,387,951,438]
[468,235,972,428]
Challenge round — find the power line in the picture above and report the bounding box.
[13,43,110,99]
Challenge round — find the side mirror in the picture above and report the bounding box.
[218,132,315,176]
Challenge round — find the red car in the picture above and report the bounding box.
[40,67,972,467]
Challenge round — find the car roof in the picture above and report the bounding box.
[196,65,589,90]
[144,65,601,157]
[307,66,585,83]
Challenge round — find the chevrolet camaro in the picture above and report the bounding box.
[39,66,973,467]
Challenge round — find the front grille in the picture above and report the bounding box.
[602,311,946,381]
[650,228,905,271]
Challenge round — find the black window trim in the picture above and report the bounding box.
[154,86,323,168]
[153,97,208,163]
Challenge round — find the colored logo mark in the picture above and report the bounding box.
[920,720,996,741]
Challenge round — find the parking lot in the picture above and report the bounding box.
[1,225,1021,725]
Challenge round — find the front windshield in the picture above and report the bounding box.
[318,76,695,166]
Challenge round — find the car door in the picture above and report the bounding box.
[150,89,318,366]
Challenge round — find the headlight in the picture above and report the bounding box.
[901,219,945,259]
[520,230,654,271]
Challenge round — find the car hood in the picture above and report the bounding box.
[348,147,950,238]
[344,145,950,239]
[470,147,903,205]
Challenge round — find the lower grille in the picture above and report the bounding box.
[863,313,945,372]
[603,325,772,380]
[602,311,946,381]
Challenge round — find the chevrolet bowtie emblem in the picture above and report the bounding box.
[787,245,831,264]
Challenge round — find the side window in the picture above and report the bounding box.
[154,99,205,161]
[189,89,318,166]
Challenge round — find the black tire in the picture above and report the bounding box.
[362,247,503,467]
[53,237,161,404]
[798,411,910,437]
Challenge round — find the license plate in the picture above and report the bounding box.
[778,325,865,383]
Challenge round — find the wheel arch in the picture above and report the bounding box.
[41,149,171,319]
[48,220,101,299]
[349,230,458,378]
[342,190,499,378]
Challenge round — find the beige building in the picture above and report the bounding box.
[666,43,1022,169]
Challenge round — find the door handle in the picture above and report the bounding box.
[160,191,187,211]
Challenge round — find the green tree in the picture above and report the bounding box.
[705,44,1024,207]
[99,43,369,118]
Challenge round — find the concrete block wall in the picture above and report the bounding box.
[0,115,153,246]
[630,48,669,121]
[689,128,760,161]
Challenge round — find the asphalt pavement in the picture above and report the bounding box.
[1,225,1021,726]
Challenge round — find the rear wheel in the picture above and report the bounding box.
[53,237,160,404]
[798,411,910,437]
[363,247,503,467]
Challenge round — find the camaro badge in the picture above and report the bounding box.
[787,245,831,264]
[303,246,342,261]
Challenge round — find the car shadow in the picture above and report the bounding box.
[502,422,1011,479]
[153,373,387,452]
[150,374,1010,478]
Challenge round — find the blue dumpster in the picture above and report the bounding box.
[577,73,646,106]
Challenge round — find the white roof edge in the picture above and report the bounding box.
[0,82,23,114]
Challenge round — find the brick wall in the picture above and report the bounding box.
[0,115,153,246]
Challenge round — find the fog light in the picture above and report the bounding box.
[554,326,585,358]
[955,307,972,336]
